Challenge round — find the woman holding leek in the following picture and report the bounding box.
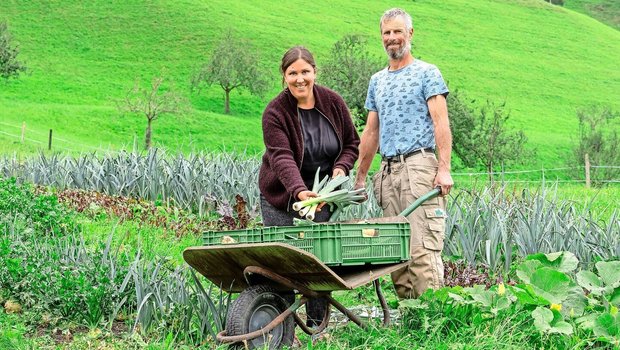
[258,46,359,330]
[258,46,360,226]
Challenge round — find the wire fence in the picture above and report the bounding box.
[1,120,619,185]
[0,120,124,154]
[451,165,620,185]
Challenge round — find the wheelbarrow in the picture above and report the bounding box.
[183,188,441,349]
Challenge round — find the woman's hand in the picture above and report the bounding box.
[297,190,318,201]
[298,190,328,212]
[332,167,345,178]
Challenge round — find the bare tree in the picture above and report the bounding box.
[121,76,186,150]
[191,30,270,114]
[0,21,27,82]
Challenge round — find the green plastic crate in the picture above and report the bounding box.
[262,222,410,266]
[202,227,263,246]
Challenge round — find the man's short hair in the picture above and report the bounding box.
[380,8,413,32]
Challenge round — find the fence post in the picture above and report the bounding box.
[21,122,25,143]
[48,129,53,151]
[501,161,505,183]
[585,153,591,188]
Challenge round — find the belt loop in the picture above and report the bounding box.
[421,148,427,157]
[399,154,405,163]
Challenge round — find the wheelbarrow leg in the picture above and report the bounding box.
[293,300,331,335]
[374,279,391,327]
[326,295,368,330]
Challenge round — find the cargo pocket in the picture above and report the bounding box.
[372,165,388,209]
[405,155,439,204]
[423,222,445,251]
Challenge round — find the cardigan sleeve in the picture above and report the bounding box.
[262,106,307,200]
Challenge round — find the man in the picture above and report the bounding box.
[354,8,454,299]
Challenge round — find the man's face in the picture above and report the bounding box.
[381,17,412,60]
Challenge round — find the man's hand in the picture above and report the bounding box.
[433,169,453,196]
[353,178,369,202]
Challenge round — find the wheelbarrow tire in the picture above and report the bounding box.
[226,284,294,349]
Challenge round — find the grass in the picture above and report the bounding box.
[78,217,202,266]
[0,0,619,170]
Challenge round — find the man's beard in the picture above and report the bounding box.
[385,40,411,60]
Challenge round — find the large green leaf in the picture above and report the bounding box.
[610,287,620,306]
[577,270,606,295]
[532,306,553,332]
[532,306,573,335]
[492,296,512,315]
[517,259,542,284]
[529,267,573,304]
[562,285,588,318]
[593,312,620,341]
[526,251,579,273]
[596,261,620,288]
[464,285,494,308]
[576,313,599,331]
[509,284,548,306]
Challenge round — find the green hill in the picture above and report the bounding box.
[1,0,619,170]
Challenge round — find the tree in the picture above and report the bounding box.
[0,21,27,82]
[191,30,270,114]
[320,34,383,129]
[449,90,533,180]
[121,76,186,150]
[572,106,619,185]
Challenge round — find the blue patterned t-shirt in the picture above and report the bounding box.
[365,59,449,157]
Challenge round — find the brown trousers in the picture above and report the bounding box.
[372,150,446,298]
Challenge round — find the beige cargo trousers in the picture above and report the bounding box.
[372,150,446,298]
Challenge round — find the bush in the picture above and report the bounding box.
[0,177,74,236]
[572,106,620,186]
[320,34,384,129]
[448,90,534,179]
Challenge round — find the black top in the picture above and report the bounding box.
[299,107,340,190]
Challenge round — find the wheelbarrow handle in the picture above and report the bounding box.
[399,187,442,217]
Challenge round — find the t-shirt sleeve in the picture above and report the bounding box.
[423,65,449,101]
[364,76,377,112]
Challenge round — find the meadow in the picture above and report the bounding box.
[0,0,619,169]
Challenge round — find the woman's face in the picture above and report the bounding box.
[284,59,315,103]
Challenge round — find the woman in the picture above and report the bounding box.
[258,46,360,328]
[259,46,360,225]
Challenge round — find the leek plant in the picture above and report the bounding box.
[2,152,618,274]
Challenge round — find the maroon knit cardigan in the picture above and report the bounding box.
[259,85,360,210]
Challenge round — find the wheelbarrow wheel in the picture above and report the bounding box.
[226,284,294,349]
